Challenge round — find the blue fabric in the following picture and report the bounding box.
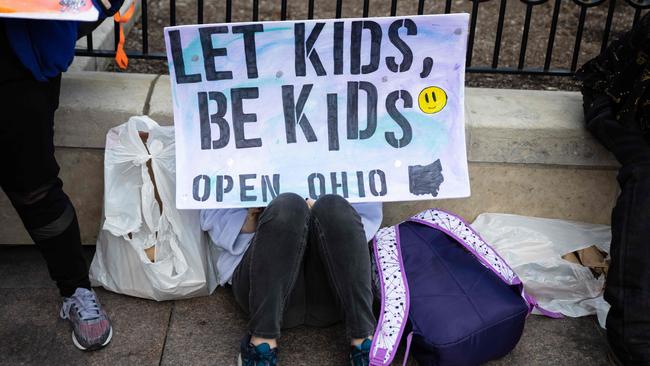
[2,19,78,81]
[399,222,528,366]
[1,0,123,81]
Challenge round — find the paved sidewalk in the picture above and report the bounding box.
[0,246,611,365]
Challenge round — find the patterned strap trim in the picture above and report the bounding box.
[410,209,521,286]
[369,226,410,366]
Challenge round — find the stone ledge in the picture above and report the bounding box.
[54,72,619,169]
[54,72,157,149]
[465,88,618,168]
[148,74,173,125]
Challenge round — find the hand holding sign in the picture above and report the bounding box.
[241,208,262,233]
[165,14,470,209]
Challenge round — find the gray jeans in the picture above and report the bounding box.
[232,193,376,339]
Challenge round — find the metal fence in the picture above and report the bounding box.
[75,0,649,76]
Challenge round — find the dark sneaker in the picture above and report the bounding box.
[349,338,372,366]
[59,288,113,351]
[237,335,277,366]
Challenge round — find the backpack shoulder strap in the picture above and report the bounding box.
[409,209,562,318]
[410,209,520,285]
[369,225,410,366]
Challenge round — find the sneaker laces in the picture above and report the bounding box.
[350,350,369,366]
[252,354,277,366]
[350,339,371,366]
[253,343,277,365]
[253,352,276,365]
[60,288,102,321]
[245,343,277,366]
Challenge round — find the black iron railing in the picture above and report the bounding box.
[75,0,649,76]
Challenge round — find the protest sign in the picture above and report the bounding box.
[0,0,99,21]
[164,14,471,209]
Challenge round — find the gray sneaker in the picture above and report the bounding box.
[60,288,113,351]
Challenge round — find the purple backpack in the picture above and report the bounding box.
[369,209,560,366]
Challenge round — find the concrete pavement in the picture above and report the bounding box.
[0,245,611,366]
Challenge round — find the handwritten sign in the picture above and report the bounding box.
[164,14,470,209]
[0,0,99,21]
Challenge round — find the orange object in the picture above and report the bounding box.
[113,2,135,70]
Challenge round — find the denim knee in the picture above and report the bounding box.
[258,192,310,230]
[311,194,353,217]
[311,195,365,246]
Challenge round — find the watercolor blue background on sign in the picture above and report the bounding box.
[165,14,470,208]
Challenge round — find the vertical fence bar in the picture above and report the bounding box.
[281,0,287,20]
[600,0,616,53]
[491,0,507,68]
[86,35,93,52]
[543,0,561,70]
[253,0,259,21]
[114,19,119,52]
[571,6,588,72]
[518,3,533,70]
[466,0,480,67]
[308,0,315,19]
[76,0,625,74]
[142,0,148,54]
[170,0,176,26]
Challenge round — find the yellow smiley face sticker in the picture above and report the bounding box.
[418,86,447,114]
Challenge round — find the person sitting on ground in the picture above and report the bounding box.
[576,12,649,366]
[0,0,123,351]
[201,193,382,365]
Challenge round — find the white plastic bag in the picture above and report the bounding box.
[471,213,611,328]
[90,116,217,301]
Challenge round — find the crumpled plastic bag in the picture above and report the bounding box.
[90,116,218,301]
[471,213,611,328]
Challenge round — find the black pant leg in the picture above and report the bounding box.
[0,26,89,298]
[231,193,311,338]
[605,162,650,365]
[302,218,343,328]
[309,195,376,339]
[584,94,650,364]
